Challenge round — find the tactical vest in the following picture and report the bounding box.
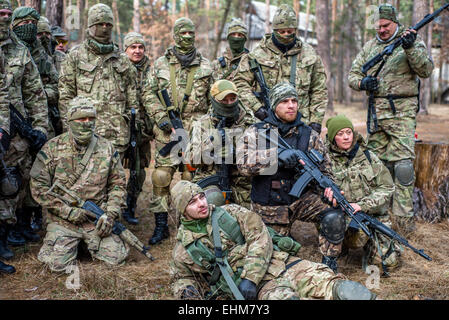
[184,206,301,299]
[251,123,312,206]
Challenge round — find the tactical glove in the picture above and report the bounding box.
[157,117,173,133]
[401,30,417,50]
[180,285,201,300]
[360,76,379,92]
[278,148,299,168]
[67,208,89,224]
[0,128,11,151]
[30,129,47,152]
[238,279,257,300]
[254,107,268,121]
[96,213,114,238]
[309,122,322,134]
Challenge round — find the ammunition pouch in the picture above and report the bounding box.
[0,166,22,199]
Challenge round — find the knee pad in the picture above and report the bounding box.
[332,280,376,300]
[320,208,345,244]
[152,167,174,196]
[393,159,414,186]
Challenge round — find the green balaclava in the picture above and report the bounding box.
[269,81,298,112]
[88,3,114,49]
[378,4,399,24]
[210,79,240,123]
[272,4,297,45]
[67,97,97,146]
[227,18,248,57]
[0,0,12,41]
[37,16,52,54]
[325,114,354,143]
[12,6,40,45]
[173,17,196,55]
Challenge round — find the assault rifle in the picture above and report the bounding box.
[47,181,155,261]
[249,59,271,120]
[362,3,449,133]
[157,89,186,157]
[259,130,432,262]
[124,108,139,224]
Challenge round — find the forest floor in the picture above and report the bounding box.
[1,103,449,300]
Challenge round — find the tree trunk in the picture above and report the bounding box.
[304,0,311,42]
[343,0,354,105]
[46,0,64,27]
[414,142,449,222]
[24,0,41,13]
[213,0,232,59]
[172,0,176,15]
[265,0,270,34]
[111,0,121,49]
[316,0,334,113]
[133,0,141,33]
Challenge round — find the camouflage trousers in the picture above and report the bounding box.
[367,117,416,218]
[38,222,129,272]
[251,190,342,257]
[258,259,346,300]
[343,214,401,271]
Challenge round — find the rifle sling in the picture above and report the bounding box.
[289,54,298,88]
[169,63,198,114]
[373,94,419,115]
[64,135,98,189]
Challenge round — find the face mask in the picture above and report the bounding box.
[89,24,112,44]
[211,98,239,124]
[13,23,37,44]
[175,33,195,54]
[0,15,11,41]
[228,36,246,57]
[69,120,95,146]
[273,31,296,45]
[39,36,51,54]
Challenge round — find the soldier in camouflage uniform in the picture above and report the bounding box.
[141,17,213,245]
[211,18,249,82]
[121,32,153,225]
[0,0,49,249]
[58,3,138,157]
[37,17,66,73]
[169,180,376,300]
[237,82,345,273]
[348,4,433,233]
[51,25,68,53]
[184,80,256,209]
[325,114,400,273]
[30,97,129,272]
[233,4,327,133]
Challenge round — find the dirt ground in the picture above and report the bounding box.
[1,103,449,300]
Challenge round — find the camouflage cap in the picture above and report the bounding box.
[11,6,40,27]
[325,114,354,142]
[269,81,298,111]
[210,79,238,101]
[173,17,195,35]
[37,16,51,34]
[227,18,248,39]
[378,4,398,23]
[171,180,204,215]
[67,97,97,121]
[51,25,67,37]
[88,3,114,28]
[0,0,12,11]
[124,32,145,50]
[273,4,297,30]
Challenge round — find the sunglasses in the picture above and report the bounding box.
[56,39,68,46]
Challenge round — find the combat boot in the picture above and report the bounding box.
[7,225,26,246]
[30,206,43,232]
[332,280,376,300]
[17,208,40,243]
[0,225,14,260]
[123,195,139,225]
[322,255,338,273]
[0,260,16,274]
[148,212,169,245]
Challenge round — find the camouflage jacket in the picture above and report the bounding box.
[28,40,59,106]
[326,133,394,214]
[0,36,49,136]
[142,46,213,126]
[348,26,434,120]
[233,34,328,126]
[29,133,126,231]
[184,104,256,180]
[211,48,249,82]
[132,55,153,135]
[58,40,138,153]
[52,49,66,73]
[170,203,297,299]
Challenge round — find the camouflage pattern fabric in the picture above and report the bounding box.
[0,33,49,223]
[52,49,66,73]
[211,47,248,82]
[58,38,138,154]
[184,105,256,208]
[233,34,327,126]
[124,32,145,50]
[348,25,433,219]
[87,3,114,28]
[272,4,297,30]
[38,222,129,272]
[378,4,398,23]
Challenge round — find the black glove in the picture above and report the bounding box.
[238,279,257,300]
[278,148,299,168]
[158,117,173,133]
[0,128,11,152]
[180,285,201,300]
[309,122,322,134]
[401,30,417,50]
[30,129,47,152]
[254,107,268,120]
[360,76,379,91]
